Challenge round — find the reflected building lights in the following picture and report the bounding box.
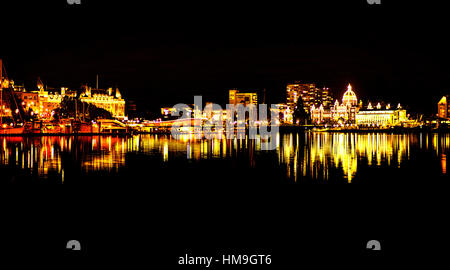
[0,132,449,181]
[278,132,418,182]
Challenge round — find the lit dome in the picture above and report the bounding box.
[342,84,357,106]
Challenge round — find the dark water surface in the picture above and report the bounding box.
[1,132,448,184]
[1,132,448,261]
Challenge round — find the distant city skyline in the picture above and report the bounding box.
[1,1,449,115]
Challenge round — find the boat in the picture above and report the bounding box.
[0,126,24,135]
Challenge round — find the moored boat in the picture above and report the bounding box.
[0,126,24,135]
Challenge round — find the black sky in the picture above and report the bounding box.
[1,0,449,115]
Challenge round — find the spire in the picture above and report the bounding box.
[37,77,44,92]
[115,88,121,99]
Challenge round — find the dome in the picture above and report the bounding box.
[342,84,357,106]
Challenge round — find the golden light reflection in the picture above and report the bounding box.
[441,154,447,174]
[279,132,418,182]
[0,132,449,182]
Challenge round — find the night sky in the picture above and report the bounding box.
[1,0,449,115]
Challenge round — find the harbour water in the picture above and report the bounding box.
[1,132,448,185]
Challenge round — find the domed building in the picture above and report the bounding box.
[310,83,359,125]
[342,84,358,106]
[309,83,409,127]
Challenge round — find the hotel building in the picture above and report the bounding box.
[438,95,450,119]
[229,89,258,106]
[10,79,126,120]
[286,83,334,114]
[356,103,407,127]
[79,85,126,119]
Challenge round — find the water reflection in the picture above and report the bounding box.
[279,133,412,182]
[1,132,449,182]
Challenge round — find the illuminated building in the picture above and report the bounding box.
[37,84,63,118]
[356,103,407,127]
[161,107,177,117]
[342,84,358,106]
[80,85,126,119]
[438,95,450,119]
[310,84,408,127]
[15,91,39,113]
[12,79,126,120]
[287,83,314,113]
[285,83,334,124]
[271,104,292,124]
[319,87,334,108]
[286,83,333,113]
[310,84,358,125]
[12,78,78,119]
[229,89,258,106]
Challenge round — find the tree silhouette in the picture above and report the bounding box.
[293,96,310,125]
[53,97,112,121]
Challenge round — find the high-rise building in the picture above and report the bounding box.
[286,83,315,112]
[229,89,258,106]
[286,83,333,113]
[438,95,450,119]
[319,87,334,108]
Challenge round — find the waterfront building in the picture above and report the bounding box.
[229,89,258,106]
[309,84,408,127]
[286,83,314,114]
[37,84,63,118]
[10,78,78,119]
[286,83,333,113]
[438,95,450,119]
[356,104,407,127]
[271,103,292,124]
[11,79,126,120]
[80,85,126,119]
[161,107,178,117]
[310,84,359,125]
[319,87,334,109]
[284,83,334,124]
[14,91,39,114]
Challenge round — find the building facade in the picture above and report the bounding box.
[80,86,126,118]
[310,84,358,125]
[9,80,126,120]
[438,95,450,119]
[356,105,407,127]
[309,84,408,127]
[229,89,258,106]
[286,83,334,114]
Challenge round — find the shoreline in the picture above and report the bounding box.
[279,125,450,134]
[1,128,450,137]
